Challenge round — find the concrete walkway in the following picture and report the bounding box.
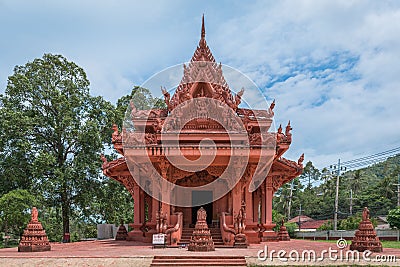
[0,239,399,266]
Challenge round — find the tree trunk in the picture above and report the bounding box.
[4,219,8,247]
[61,184,70,243]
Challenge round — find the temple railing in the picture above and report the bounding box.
[165,212,183,246]
[220,212,236,246]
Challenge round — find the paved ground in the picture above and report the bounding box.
[0,239,399,266]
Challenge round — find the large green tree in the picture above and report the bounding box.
[300,161,321,189]
[0,54,115,240]
[387,207,400,229]
[0,189,36,246]
[115,85,166,128]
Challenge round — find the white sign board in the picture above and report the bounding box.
[152,234,166,245]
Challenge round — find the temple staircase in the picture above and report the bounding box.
[150,256,246,267]
[177,227,226,247]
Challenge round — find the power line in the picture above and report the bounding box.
[341,147,400,165]
[324,146,400,171]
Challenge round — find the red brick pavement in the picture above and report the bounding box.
[0,239,399,266]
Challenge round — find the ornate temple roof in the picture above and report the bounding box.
[103,16,303,187]
[168,15,238,111]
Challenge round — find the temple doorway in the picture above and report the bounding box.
[191,191,213,226]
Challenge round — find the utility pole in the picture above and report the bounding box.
[348,189,355,216]
[287,180,295,219]
[330,159,346,231]
[394,174,400,207]
[297,203,303,231]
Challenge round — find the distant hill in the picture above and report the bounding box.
[340,154,400,216]
[274,154,400,222]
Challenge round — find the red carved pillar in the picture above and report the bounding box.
[232,183,241,218]
[161,202,171,226]
[244,185,253,224]
[265,177,273,225]
[159,158,171,225]
[261,184,266,223]
[127,164,146,241]
[133,183,141,225]
[252,192,259,223]
[242,182,261,244]
[151,198,159,224]
[228,191,233,214]
[261,175,278,241]
[127,182,145,241]
[140,189,145,224]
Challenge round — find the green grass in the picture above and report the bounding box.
[294,238,343,244]
[251,266,385,267]
[0,243,18,249]
[381,241,400,249]
[299,239,400,249]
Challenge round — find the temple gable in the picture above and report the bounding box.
[167,15,240,111]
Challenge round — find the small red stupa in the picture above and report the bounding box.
[350,207,382,252]
[188,207,215,251]
[277,219,290,241]
[18,207,51,252]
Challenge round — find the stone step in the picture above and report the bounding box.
[181,228,222,232]
[150,256,246,267]
[181,233,222,236]
[177,243,225,246]
[179,227,224,247]
[178,240,224,243]
[179,238,224,243]
[154,256,245,259]
[179,239,224,243]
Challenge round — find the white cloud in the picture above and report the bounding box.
[209,1,400,168]
[1,0,399,169]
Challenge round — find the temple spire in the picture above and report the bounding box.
[201,14,205,39]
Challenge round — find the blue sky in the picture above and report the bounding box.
[1,0,400,169]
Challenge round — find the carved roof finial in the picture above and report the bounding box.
[31,207,38,222]
[285,121,292,140]
[298,153,304,166]
[201,14,206,39]
[270,99,275,111]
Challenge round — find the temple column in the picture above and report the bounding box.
[232,183,241,217]
[161,202,171,225]
[261,185,266,223]
[133,184,141,225]
[140,190,145,223]
[127,182,144,241]
[252,192,260,224]
[265,182,273,225]
[159,157,171,225]
[244,185,253,224]
[160,184,172,225]
[261,175,278,241]
[242,183,260,244]
[151,198,159,224]
[127,165,147,241]
[228,192,233,214]
[144,185,159,237]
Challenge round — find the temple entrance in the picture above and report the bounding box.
[192,191,213,226]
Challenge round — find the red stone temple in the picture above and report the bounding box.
[102,16,303,245]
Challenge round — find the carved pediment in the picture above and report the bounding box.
[176,170,217,187]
